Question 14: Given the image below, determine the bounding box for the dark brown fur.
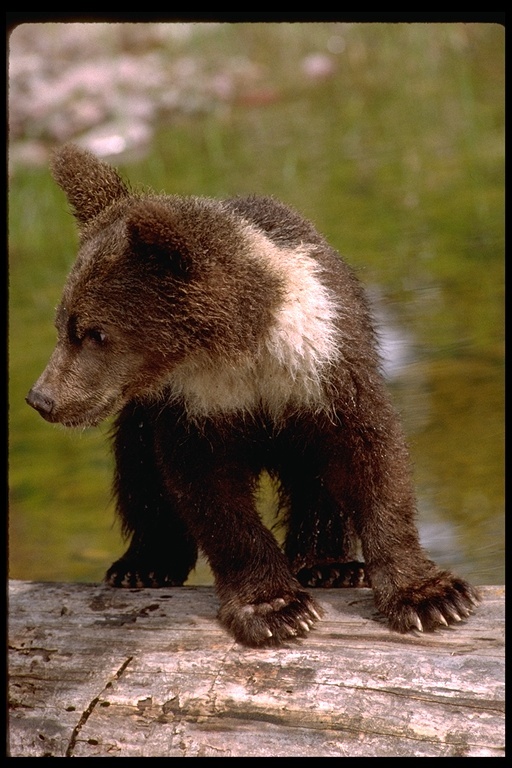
[26,145,479,646]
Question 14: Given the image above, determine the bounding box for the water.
[8,22,504,586]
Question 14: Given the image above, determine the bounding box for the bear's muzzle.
[26,387,55,420]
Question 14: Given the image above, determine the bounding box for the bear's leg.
[278,460,369,588]
[212,498,323,646]
[158,431,322,646]
[105,402,198,588]
[326,414,479,632]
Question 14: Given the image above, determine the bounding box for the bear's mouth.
[28,392,121,429]
[59,395,121,428]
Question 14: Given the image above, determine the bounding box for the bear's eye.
[84,328,107,346]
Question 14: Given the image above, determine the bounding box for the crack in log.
[214,708,503,751]
[318,681,505,712]
[65,656,133,757]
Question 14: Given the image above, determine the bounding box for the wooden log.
[8,581,504,758]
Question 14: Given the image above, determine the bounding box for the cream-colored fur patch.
[168,226,341,420]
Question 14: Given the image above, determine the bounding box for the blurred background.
[8,21,504,586]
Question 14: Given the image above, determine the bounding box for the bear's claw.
[381,573,480,634]
[105,558,187,588]
[218,590,323,647]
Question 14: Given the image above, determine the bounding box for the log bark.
[8,581,504,757]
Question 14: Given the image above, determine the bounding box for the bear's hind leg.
[297,560,369,589]
[105,402,198,588]
[276,454,369,589]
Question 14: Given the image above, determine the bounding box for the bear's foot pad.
[383,572,480,633]
[105,559,187,588]
[297,561,369,588]
[218,590,323,647]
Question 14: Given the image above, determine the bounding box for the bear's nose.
[26,387,54,416]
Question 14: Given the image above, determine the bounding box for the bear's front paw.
[380,572,480,633]
[218,590,323,647]
[105,558,186,588]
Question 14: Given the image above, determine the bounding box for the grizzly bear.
[26,144,478,646]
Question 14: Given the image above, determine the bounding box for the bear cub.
[27,144,478,646]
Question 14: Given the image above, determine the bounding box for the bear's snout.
[26,387,55,419]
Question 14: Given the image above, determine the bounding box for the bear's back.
[223,195,326,249]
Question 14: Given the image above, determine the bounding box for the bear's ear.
[50,144,130,227]
[126,200,193,277]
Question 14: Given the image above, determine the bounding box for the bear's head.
[26,145,283,427]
